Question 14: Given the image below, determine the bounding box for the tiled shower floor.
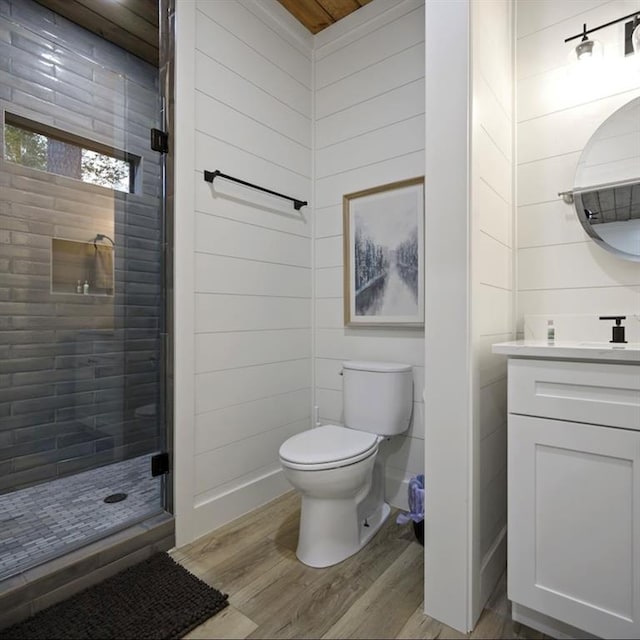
[0,454,162,581]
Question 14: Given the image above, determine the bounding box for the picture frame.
[343,177,424,327]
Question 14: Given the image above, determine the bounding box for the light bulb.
[573,24,602,62]
[576,38,595,59]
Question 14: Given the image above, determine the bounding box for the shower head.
[93,233,115,246]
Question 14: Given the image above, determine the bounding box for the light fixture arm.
[565,11,640,42]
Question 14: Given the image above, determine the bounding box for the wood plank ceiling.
[31,0,371,67]
[277,0,372,34]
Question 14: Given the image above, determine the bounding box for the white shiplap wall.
[174,0,428,545]
[313,0,426,509]
[516,0,640,324]
[471,0,514,617]
[189,0,313,539]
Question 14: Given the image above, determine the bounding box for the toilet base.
[296,497,391,568]
[360,501,390,549]
[292,450,392,569]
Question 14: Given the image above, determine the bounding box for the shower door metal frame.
[159,0,175,515]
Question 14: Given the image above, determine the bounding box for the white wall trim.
[239,0,314,57]
[313,0,410,54]
[173,0,197,548]
[424,0,472,633]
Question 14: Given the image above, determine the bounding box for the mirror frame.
[574,188,640,262]
[571,96,640,262]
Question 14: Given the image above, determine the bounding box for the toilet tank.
[342,361,413,436]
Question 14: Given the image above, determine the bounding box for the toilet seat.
[279,424,378,471]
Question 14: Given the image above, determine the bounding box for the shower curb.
[0,512,174,630]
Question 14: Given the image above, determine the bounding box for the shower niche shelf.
[51,238,114,296]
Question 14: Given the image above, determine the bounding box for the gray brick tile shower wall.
[0,0,162,493]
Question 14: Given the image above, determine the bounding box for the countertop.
[492,340,640,364]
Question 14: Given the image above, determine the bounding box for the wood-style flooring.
[170,491,550,639]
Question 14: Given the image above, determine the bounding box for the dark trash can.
[396,474,424,545]
[413,519,424,546]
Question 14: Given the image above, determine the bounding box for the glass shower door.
[0,0,166,581]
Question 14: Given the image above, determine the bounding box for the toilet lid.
[279,425,378,466]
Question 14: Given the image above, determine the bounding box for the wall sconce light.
[575,24,596,60]
[565,11,640,59]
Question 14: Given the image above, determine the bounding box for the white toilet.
[278,360,413,568]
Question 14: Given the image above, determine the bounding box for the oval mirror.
[573,96,640,261]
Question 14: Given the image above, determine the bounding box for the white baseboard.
[192,467,291,541]
[191,466,417,543]
[479,525,507,608]
[512,603,597,640]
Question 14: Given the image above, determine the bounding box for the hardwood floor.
[171,491,550,639]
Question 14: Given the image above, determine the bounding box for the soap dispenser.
[546,319,555,344]
[83,280,90,295]
[599,315,627,344]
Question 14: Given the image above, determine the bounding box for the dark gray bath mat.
[0,552,228,639]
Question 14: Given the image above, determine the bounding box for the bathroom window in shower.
[3,112,139,193]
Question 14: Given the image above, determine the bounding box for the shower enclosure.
[0,0,170,583]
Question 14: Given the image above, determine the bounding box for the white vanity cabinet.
[492,342,640,640]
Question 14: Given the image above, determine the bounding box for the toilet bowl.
[279,360,413,568]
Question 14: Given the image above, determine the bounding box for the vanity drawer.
[508,358,640,429]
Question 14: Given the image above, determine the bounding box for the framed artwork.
[343,177,424,327]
